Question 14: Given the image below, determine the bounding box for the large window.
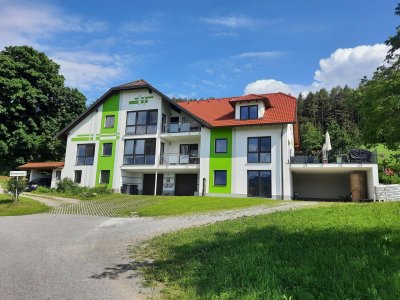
[247,137,271,163]
[104,115,115,128]
[76,144,95,165]
[215,138,227,153]
[74,170,82,184]
[100,170,110,184]
[126,110,158,135]
[214,170,227,186]
[240,105,258,120]
[248,170,271,197]
[123,139,156,165]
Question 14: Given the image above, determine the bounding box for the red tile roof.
[177,92,296,127]
[17,162,64,170]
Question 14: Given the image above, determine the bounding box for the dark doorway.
[143,174,164,195]
[175,174,198,196]
[248,170,271,197]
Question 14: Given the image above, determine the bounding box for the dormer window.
[240,105,258,120]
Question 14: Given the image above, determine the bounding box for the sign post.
[9,171,27,202]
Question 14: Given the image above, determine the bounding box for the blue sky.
[0,0,398,102]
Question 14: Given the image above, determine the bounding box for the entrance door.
[143,174,164,195]
[248,170,271,197]
[175,174,198,196]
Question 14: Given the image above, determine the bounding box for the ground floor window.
[55,170,61,180]
[74,170,82,184]
[248,170,271,197]
[214,170,227,186]
[100,170,110,184]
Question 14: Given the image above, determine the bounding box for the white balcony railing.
[159,153,200,165]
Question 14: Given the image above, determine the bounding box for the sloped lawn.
[138,202,400,299]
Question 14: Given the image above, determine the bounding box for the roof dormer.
[229,94,269,120]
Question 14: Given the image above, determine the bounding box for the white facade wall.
[199,128,211,195]
[230,125,291,199]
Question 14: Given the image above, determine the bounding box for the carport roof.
[17,162,64,171]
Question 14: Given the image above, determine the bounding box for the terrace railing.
[162,122,201,133]
[290,149,377,164]
[159,153,200,165]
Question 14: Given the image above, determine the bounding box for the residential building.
[49,79,378,200]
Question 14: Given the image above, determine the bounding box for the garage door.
[175,174,198,196]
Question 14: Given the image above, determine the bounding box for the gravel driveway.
[0,201,315,299]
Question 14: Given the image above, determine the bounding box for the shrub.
[4,177,27,200]
[91,185,113,195]
[36,186,51,193]
[56,178,78,193]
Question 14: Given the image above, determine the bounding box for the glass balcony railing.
[162,122,201,133]
[159,153,200,165]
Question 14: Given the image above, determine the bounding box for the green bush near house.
[0,194,50,216]
[52,178,113,198]
[137,202,400,299]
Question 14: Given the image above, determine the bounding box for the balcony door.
[247,170,271,198]
[180,144,199,164]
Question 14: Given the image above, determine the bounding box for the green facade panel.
[96,93,120,188]
[209,128,232,194]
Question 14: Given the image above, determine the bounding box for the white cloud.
[244,79,292,95]
[203,16,255,28]
[51,51,125,91]
[244,44,389,96]
[235,51,284,59]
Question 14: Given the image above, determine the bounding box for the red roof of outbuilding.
[17,162,64,170]
[177,92,296,127]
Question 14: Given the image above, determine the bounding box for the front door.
[248,170,271,197]
[143,174,164,195]
[175,174,198,196]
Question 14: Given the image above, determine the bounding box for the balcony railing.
[290,149,377,164]
[162,122,201,134]
[160,153,200,165]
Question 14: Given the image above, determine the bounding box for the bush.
[36,186,51,193]
[4,177,27,200]
[56,178,78,193]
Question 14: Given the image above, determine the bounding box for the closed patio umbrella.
[325,131,332,151]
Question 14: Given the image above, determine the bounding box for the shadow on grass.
[0,199,14,205]
[144,226,400,299]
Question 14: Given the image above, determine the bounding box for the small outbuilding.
[17,162,64,188]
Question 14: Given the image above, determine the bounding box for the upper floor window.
[76,144,95,165]
[123,139,156,165]
[104,115,115,128]
[240,105,258,120]
[102,143,112,156]
[215,138,227,153]
[247,137,271,163]
[126,110,158,135]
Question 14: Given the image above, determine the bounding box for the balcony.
[162,122,201,134]
[160,153,200,165]
[290,149,377,165]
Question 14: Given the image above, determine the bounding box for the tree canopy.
[0,46,86,172]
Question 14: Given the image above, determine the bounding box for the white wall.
[231,125,291,199]
[199,128,210,195]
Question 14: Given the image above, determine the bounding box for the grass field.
[137,202,400,299]
[0,194,50,216]
[32,192,281,217]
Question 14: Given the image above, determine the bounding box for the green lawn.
[137,202,400,299]
[32,191,281,217]
[0,194,50,216]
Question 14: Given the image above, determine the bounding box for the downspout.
[281,125,284,200]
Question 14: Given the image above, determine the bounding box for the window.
[100,170,110,184]
[102,143,112,156]
[240,105,258,120]
[248,170,271,197]
[214,170,227,186]
[74,170,82,184]
[76,144,95,165]
[123,139,156,165]
[55,170,61,180]
[126,110,158,135]
[247,137,271,163]
[104,115,115,128]
[180,144,199,164]
[215,138,227,153]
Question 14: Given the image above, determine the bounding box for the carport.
[290,164,379,201]
[17,161,64,188]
